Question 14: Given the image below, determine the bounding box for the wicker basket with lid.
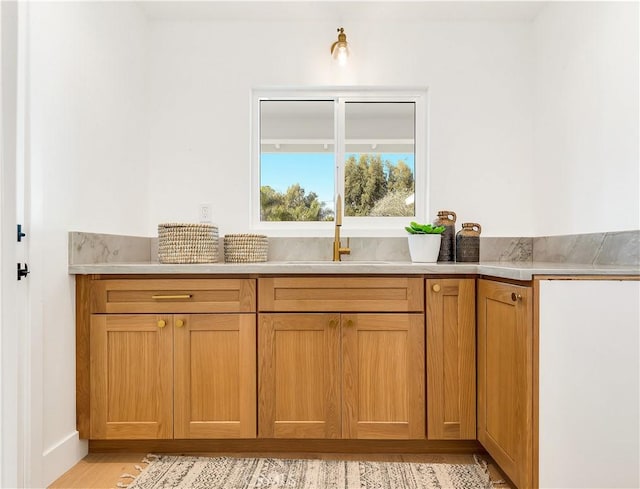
[224,234,268,263]
[158,223,219,264]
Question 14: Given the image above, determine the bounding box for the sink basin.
[283,260,392,265]
[283,260,330,264]
[341,261,393,265]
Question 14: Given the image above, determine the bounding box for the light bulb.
[336,46,348,66]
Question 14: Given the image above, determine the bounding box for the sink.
[283,260,330,264]
[283,260,392,265]
[341,261,393,265]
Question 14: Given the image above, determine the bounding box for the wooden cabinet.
[91,278,256,313]
[174,314,256,439]
[81,274,482,448]
[426,278,476,440]
[258,277,425,440]
[342,313,425,440]
[85,278,256,440]
[258,313,341,439]
[477,279,533,489]
[90,314,173,439]
[258,276,423,312]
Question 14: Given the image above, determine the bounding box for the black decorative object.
[456,223,481,262]
[434,210,456,262]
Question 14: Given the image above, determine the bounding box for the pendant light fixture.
[330,27,349,66]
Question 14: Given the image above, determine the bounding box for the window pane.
[260,100,335,221]
[344,102,415,217]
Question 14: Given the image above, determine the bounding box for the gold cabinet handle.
[432,284,441,293]
[345,319,353,327]
[511,292,522,302]
[157,319,166,328]
[176,319,185,328]
[328,319,338,327]
[152,294,192,300]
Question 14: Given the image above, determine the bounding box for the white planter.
[407,234,442,263]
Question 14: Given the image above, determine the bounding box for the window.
[251,88,427,235]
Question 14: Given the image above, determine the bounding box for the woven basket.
[224,234,268,263]
[158,223,219,264]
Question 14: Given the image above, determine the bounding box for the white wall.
[23,2,639,485]
[146,19,535,237]
[1,2,21,487]
[539,280,640,488]
[28,2,148,485]
[533,2,640,235]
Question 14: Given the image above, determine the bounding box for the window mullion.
[335,98,346,222]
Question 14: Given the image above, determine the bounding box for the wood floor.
[49,452,513,488]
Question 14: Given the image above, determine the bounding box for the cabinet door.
[426,278,476,440]
[174,314,256,439]
[477,279,533,489]
[342,314,425,439]
[90,315,173,439]
[258,313,341,438]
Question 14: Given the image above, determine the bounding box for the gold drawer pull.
[176,319,185,328]
[151,294,192,300]
[432,284,441,293]
[157,320,166,328]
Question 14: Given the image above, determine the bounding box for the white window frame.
[250,87,429,237]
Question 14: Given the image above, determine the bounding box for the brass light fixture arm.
[331,27,347,55]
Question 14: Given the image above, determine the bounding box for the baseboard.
[89,438,482,454]
[42,431,88,487]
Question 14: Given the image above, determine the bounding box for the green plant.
[405,221,446,234]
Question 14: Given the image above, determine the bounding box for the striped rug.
[121,454,494,489]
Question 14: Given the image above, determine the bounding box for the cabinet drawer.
[258,277,423,312]
[92,279,256,313]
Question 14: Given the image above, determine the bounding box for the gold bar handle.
[151,294,192,300]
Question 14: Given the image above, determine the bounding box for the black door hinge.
[17,263,29,280]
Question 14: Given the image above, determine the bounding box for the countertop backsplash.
[69,230,639,267]
[69,232,152,265]
[533,230,640,266]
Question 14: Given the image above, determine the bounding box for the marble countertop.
[68,261,639,281]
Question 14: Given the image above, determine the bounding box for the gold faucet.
[333,194,351,261]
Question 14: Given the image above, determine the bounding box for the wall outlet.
[199,203,213,223]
